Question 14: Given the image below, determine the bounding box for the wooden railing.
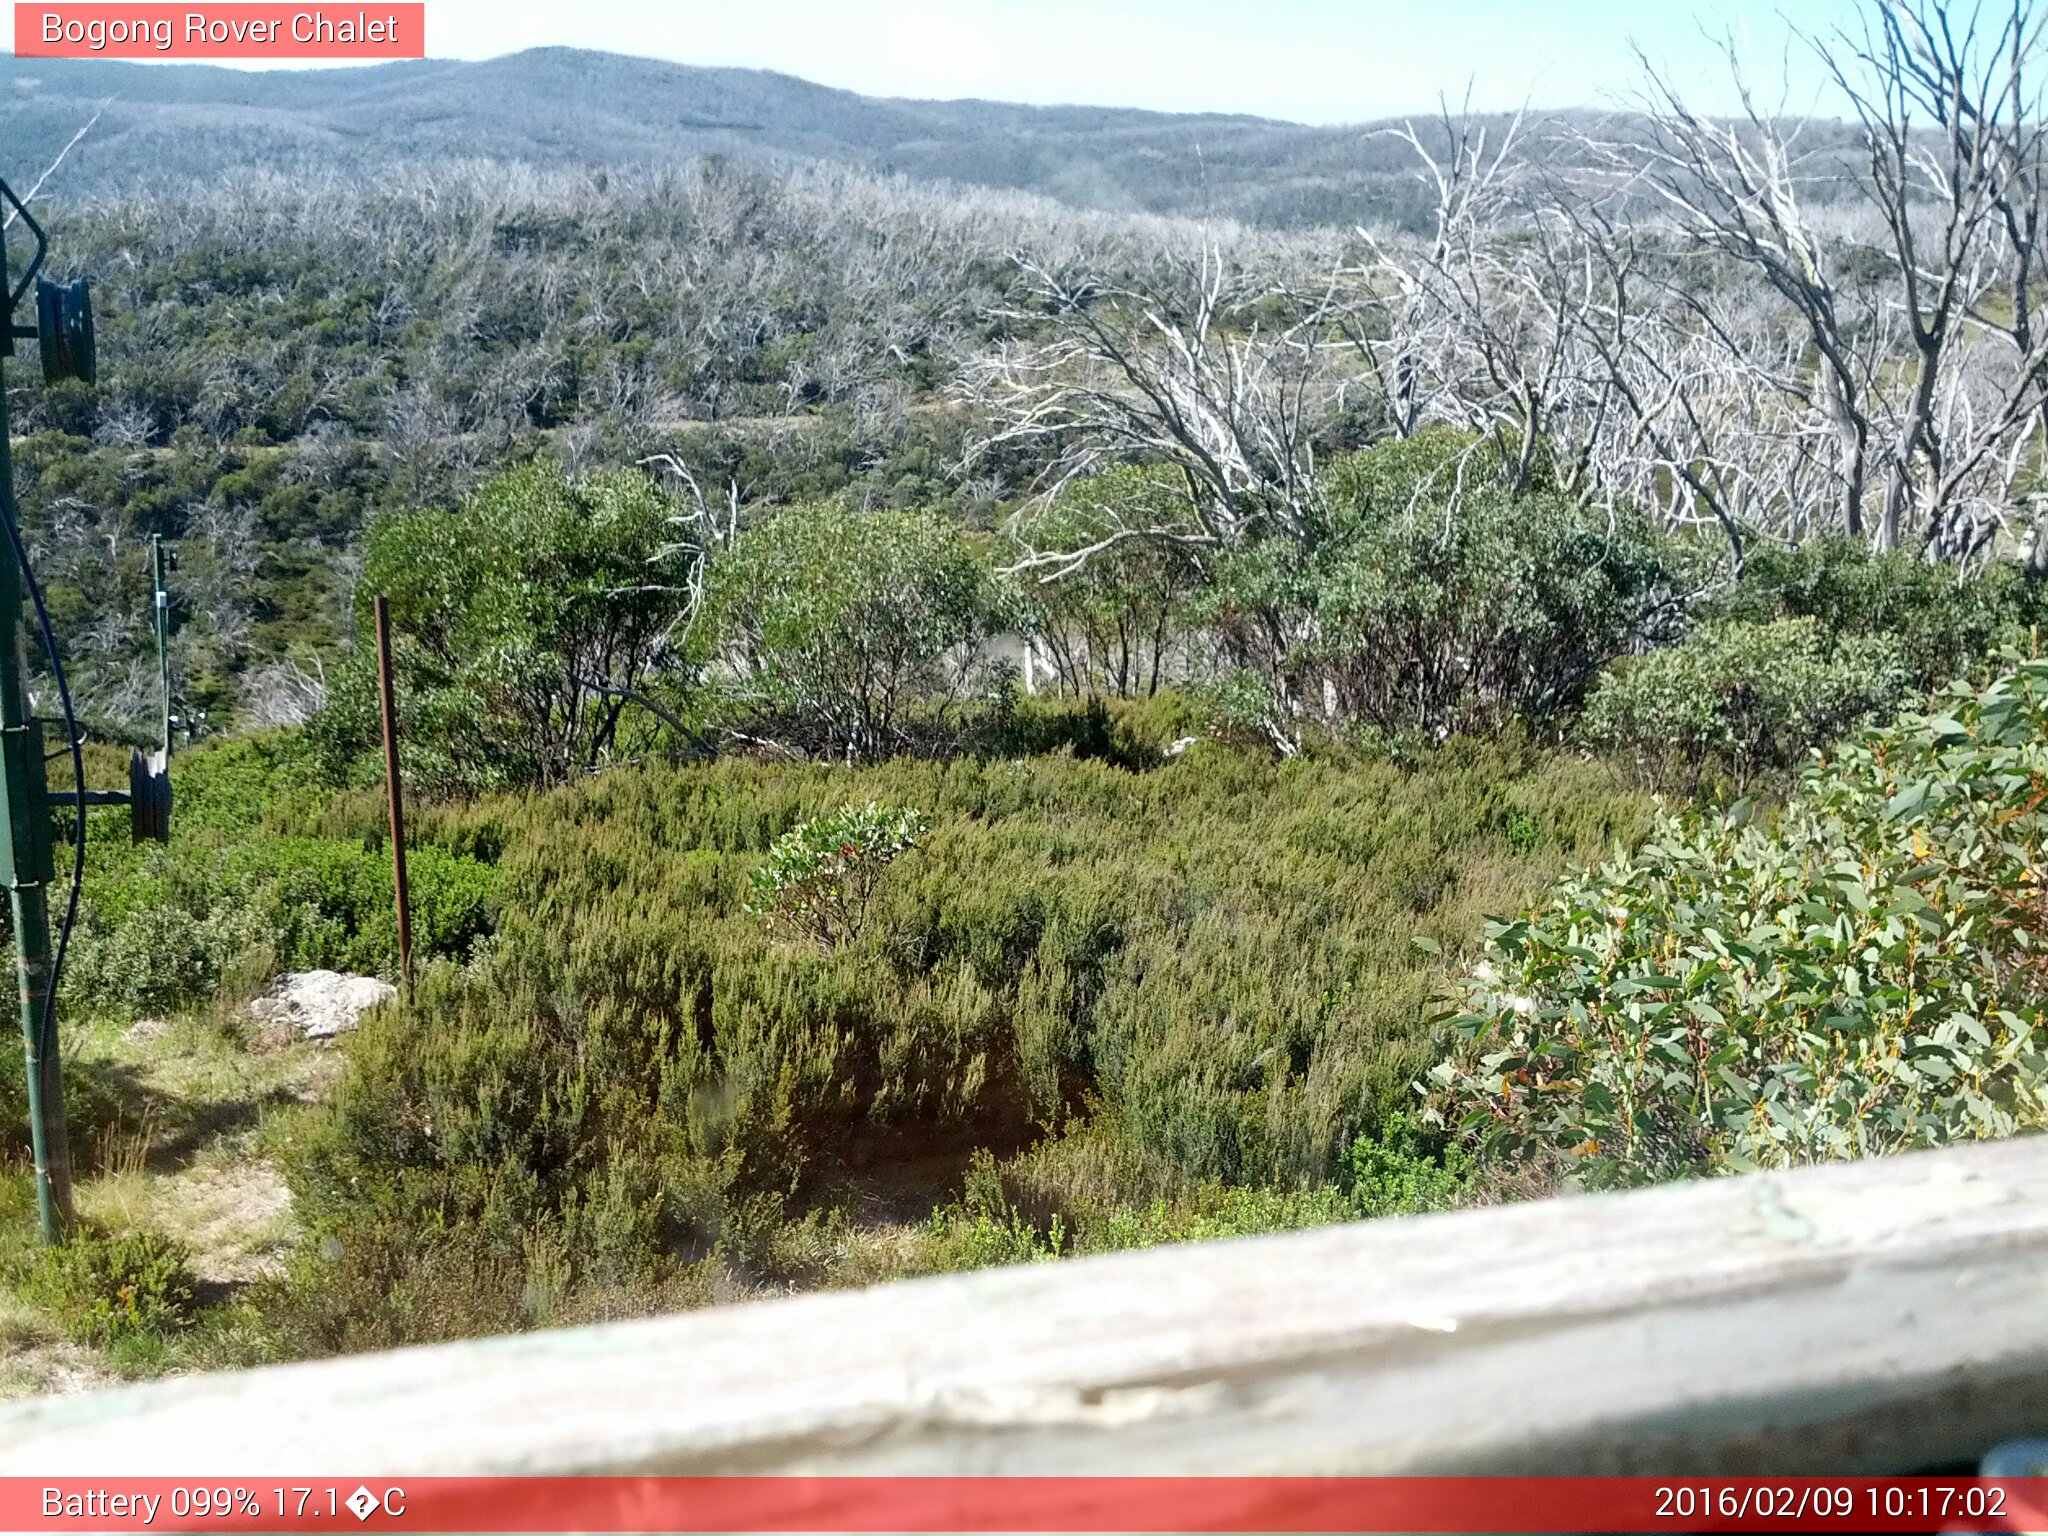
[4,1136,2046,1475]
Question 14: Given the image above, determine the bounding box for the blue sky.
[10,1,1871,121]
[403,0,1864,121]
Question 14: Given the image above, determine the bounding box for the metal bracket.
[49,751,170,843]
[0,178,49,317]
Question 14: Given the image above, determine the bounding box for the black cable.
[0,501,85,1064]
[0,180,82,1064]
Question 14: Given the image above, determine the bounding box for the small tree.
[1198,430,1679,745]
[747,803,929,948]
[710,506,994,761]
[1007,466,1203,698]
[316,462,701,791]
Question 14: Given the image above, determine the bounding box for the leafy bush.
[70,833,496,1014]
[1199,430,1677,744]
[1583,618,1912,787]
[241,839,497,976]
[746,802,928,948]
[314,462,697,793]
[911,1150,1071,1274]
[709,505,997,760]
[1346,1109,1469,1217]
[64,733,497,1014]
[15,1228,198,1345]
[1715,538,2048,689]
[69,900,259,1016]
[1432,657,2048,1188]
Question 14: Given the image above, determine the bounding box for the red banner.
[14,5,424,59]
[5,1477,2048,1533]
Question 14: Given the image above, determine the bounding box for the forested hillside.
[0,48,1881,229]
[0,48,1516,228]
[12,157,1226,730]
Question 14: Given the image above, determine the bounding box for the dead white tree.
[1356,108,1625,498]
[1594,43,1887,547]
[1836,0,2048,561]
[961,242,1356,579]
[1602,2,2048,561]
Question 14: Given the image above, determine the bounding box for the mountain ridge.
[0,46,1472,227]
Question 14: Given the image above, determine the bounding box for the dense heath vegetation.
[9,0,2048,1383]
[9,454,2048,1368]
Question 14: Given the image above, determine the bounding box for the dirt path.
[0,1298,117,1399]
[2,1004,349,1401]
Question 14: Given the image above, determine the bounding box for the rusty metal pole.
[373,595,413,993]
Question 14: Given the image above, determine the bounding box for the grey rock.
[247,970,396,1042]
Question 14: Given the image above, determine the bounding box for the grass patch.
[12,1227,198,1347]
[1,1000,328,1389]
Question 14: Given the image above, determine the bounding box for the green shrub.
[15,1228,198,1345]
[746,802,928,948]
[1198,430,1678,743]
[709,504,997,760]
[915,1139,1419,1267]
[63,733,498,1015]
[161,732,332,836]
[985,1109,1472,1258]
[1346,1110,1469,1217]
[314,462,698,793]
[69,833,495,1013]
[1583,618,1912,788]
[239,838,497,975]
[69,900,255,1015]
[1433,656,2048,1188]
[1715,538,2048,689]
[1037,1114,1471,1254]
[245,1216,722,1358]
[1503,811,1540,855]
[274,735,1648,1344]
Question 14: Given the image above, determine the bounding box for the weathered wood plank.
[5,1137,2046,1475]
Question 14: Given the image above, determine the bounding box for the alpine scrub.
[262,732,1644,1349]
[1434,656,2048,1186]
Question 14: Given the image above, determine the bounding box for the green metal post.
[0,348,70,1243]
[152,534,170,757]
